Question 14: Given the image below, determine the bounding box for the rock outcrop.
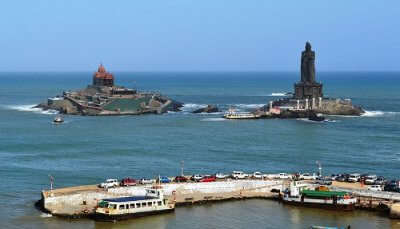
[192,105,220,114]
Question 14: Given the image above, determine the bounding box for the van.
[348,173,361,182]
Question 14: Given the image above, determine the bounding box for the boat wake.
[362,110,400,117]
[297,118,337,123]
[201,118,226,122]
[3,104,59,115]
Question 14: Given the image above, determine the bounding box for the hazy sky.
[0,0,399,72]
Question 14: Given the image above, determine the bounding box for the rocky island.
[35,64,183,115]
[255,42,364,119]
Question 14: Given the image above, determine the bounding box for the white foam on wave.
[233,104,265,109]
[201,118,226,122]
[268,92,288,96]
[362,110,400,117]
[40,213,53,218]
[3,104,59,115]
[181,103,208,112]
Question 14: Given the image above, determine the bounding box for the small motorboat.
[308,112,325,122]
[53,116,64,124]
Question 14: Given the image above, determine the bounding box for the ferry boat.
[93,188,175,222]
[223,109,261,119]
[282,182,357,211]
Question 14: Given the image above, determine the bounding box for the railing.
[330,187,400,200]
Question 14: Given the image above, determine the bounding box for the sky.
[0,0,399,72]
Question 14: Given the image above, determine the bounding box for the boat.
[308,112,325,122]
[93,188,175,222]
[53,116,64,124]
[223,109,260,119]
[282,181,357,210]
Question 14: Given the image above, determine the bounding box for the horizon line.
[0,70,400,74]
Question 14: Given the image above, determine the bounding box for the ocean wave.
[181,103,208,112]
[40,213,53,218]
[3,104,59,115]
[268,92,289,96]
[230,104,265,109]
[362,110,400,117]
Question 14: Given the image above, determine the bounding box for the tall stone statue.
[301,42,316,83]
[294,42,323,100]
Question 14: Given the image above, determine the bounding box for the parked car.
[120,177,137,186]
[330,174,341,180]
[336,174,349,182]
[263,174,279,179]
[215,173,229,179]
[200,175,216,182]
[360,174,369,183]
[279,173,291,179]
[375,176,386,185]
[315,177,332,185]
[139,178,155,185]
[348,173,361,183]
[384,180,400,192]
[252,172,263,179]
[364,175,377,185]
[367,185,382,191]
[157,176,171,183]
[174,176,188,183]
[299,173,317,180]
[232,171,247,179]
[99,179,119,188]
[191,174,204,182]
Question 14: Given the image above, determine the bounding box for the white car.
[299,173,318,180]
[99,179,119,188]
[252,172,263,179]
[367,185,382,192]
[215,173,229,179]
[348,173,361,183]
[263,174,279,179]
[192,174,204,181]
[232,171,247,179]
[365,175,377,185]
[279,173,291,179]
[139,178,155,184]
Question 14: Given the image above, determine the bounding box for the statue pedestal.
[294,82,323,99]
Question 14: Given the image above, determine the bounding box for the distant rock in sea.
[192,105,220,114]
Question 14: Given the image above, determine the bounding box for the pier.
[38,178,400,219]
[40,179,283,217]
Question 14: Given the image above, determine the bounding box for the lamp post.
[316,161,322,177]
[181,160,184,176]
[48,174,54,191]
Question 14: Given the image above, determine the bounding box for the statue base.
[294,82,323,99]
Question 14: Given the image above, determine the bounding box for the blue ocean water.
[0,72,399,228]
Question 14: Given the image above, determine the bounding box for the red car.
[120,177,137,186]
[200,176,216,182]
[174,176,188,183]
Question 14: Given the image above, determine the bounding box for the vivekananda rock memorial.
[35,64,183,115]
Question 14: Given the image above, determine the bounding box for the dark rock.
[192,105,220,114]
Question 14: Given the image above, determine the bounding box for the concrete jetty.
[38,179,400,219]
[40,179,283,217]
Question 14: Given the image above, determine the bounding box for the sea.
[0,72,399,229]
